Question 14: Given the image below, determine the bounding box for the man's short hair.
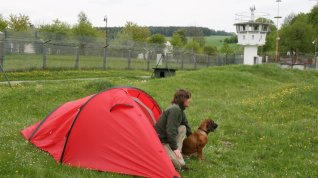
[171,89,191,106]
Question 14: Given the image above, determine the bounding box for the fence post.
[42,43,47,69]
[181,54,184,70]
[0,40,4,67]
[0,31,6,68]
[103,45,107,70]
[42,40,51,69]
[0,46,11,88]
[193,53,197,69]
[165,54,168,68]
[127,49,131,69]
[217,55,221,66]
[75,46,80,69]
[147,52,150,71]
[207,55,210,67]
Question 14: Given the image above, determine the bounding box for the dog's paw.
[198,156,205,160]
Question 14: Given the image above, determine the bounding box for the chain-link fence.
[258,51,318,70]
[0,41,244,71]
[0,31,245,72]
[4,31,316,71]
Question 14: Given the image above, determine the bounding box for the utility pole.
[103,15,108,70]
[274,0,282,62]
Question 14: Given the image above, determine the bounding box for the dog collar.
[198,128,209,135]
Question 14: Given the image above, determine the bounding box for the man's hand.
[173,149,183,159]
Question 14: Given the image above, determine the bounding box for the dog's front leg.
[197,146,205,160]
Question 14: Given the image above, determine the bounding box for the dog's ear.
[207,120,213,132]
[199,119,208,129]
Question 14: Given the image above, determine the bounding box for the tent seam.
[28,105,62,141]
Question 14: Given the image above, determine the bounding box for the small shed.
[152,68,176,78]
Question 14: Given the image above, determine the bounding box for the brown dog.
[182,119,218,160]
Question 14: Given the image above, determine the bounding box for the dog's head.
[199,119,218,134]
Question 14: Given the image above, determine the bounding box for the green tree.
[7,13,30,31]
[185,40,201,53]
[220,42,233,54]
[171,30,187,48]
[38,19,71,54]
[263,18,279,53]
[115,32,134,47]
[279,13,315,54]
[203,45,218,55]
[308,6,318,29]
[262,31,276,53]
[39,19,71,42]
[255,17,274,24]
[6,14,30,54]
[192,36,206,47]
[281,13,297,28]
[72,12,98,55]
[0,15,8,31]
[220,42,234,63]
[224,35,238,44]
[308,5,318,51]
[73,12,98,41]
[121,21,150,42]
[187,27,205,47]
[148,33,166,44]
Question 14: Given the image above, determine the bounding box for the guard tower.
[234,6,270,65]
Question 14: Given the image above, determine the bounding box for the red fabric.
[21,87,180,178]
[125,88,162,121]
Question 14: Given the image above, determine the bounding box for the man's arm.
[166,107,182,150]
[181,113,192,136]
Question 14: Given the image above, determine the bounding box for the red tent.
[21,87,180,178]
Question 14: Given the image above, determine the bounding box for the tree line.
[0,12,228,56]
[0,5,317,59]
[149,26,231,36]
[98,26,232,38]
[262,5,318,56]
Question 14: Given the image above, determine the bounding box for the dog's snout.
[214,123,218,129]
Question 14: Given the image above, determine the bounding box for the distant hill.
[148,26,233,36]
[97,26,233,38]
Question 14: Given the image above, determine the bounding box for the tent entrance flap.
[132,97,156,125]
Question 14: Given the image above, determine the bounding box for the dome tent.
[21,87,180,178]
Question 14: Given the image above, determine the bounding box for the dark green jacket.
[155,104,192,150]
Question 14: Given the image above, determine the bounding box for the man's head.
[171,89,191,107]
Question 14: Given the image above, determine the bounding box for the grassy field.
[1,64,318,177]
[204,35,229,47]
[168,35,230,48]
[2,53,217,72]
[205,35,241,51]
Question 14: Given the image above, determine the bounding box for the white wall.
[243,46,258,65]
[237,32,266,46]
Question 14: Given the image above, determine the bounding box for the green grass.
[167,35,230,48]
[1,64,318,177]
[204,35,230,47]
[0,69,152,81]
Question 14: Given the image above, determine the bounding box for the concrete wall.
[243,46,258,65]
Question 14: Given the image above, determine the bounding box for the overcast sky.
[1,0,317,32]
